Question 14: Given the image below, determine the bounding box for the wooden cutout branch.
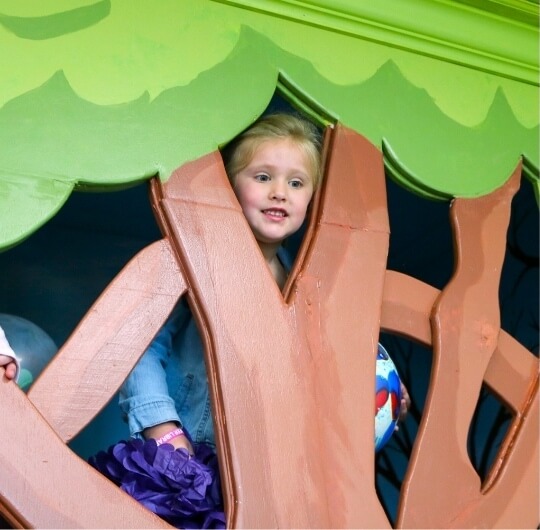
[1,134,537,529]
[156,124,391,528]
[29,239,187,442]
[398,163,539,528]
[0,373,170,529]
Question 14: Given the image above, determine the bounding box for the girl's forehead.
[252,137,294,150]
[251,138,306,161]
[249,139,313,173]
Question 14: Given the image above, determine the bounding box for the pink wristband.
[155,428,185,446]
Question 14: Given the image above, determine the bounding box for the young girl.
[90,113,323,528]
[118,113,321,455]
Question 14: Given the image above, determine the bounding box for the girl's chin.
[254,225,302,247]
[255,234,288,247]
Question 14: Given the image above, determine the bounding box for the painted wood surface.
[0,375,171,529]
[0,131,537,528]
[381,268,539,528]
[0,1,537,528]
[396,164,539,528]
[153,124,390,527]
[28,239,187,442]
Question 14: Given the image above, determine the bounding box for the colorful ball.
[375,343,402,452]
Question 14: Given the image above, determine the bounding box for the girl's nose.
[270,181,286,201]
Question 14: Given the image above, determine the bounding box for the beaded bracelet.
[155,427,185,446]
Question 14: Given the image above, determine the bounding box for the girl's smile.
[263,208,286,218]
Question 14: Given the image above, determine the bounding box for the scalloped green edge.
[0,17,537,249]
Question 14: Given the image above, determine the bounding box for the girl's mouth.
[262,208,287,218]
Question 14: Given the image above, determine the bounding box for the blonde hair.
[222,113,322,189]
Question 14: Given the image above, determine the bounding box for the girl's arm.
[144,422,193,453]
[399,381,411,421]
[119,303,192,453]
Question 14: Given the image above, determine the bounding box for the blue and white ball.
[375,343,402,452]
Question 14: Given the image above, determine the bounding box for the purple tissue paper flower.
[89,438,225,529]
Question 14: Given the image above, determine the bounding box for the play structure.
[0,1,538,528]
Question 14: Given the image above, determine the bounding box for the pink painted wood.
[153,124,391,527]
[29,239,187,442]
[0,127,537,529]
[0,376,170,529]
[395,164,539,529]
[381,269,539,528]
[1,242,185,528]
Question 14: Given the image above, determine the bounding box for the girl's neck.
[258,240,280,263]
[258,240,287,289]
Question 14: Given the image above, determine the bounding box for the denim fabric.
[119,246,294,447]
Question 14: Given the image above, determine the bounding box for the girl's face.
[232,138,315,251]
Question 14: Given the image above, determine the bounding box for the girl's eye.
[289,179,303,189]
[255,173,270,182]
